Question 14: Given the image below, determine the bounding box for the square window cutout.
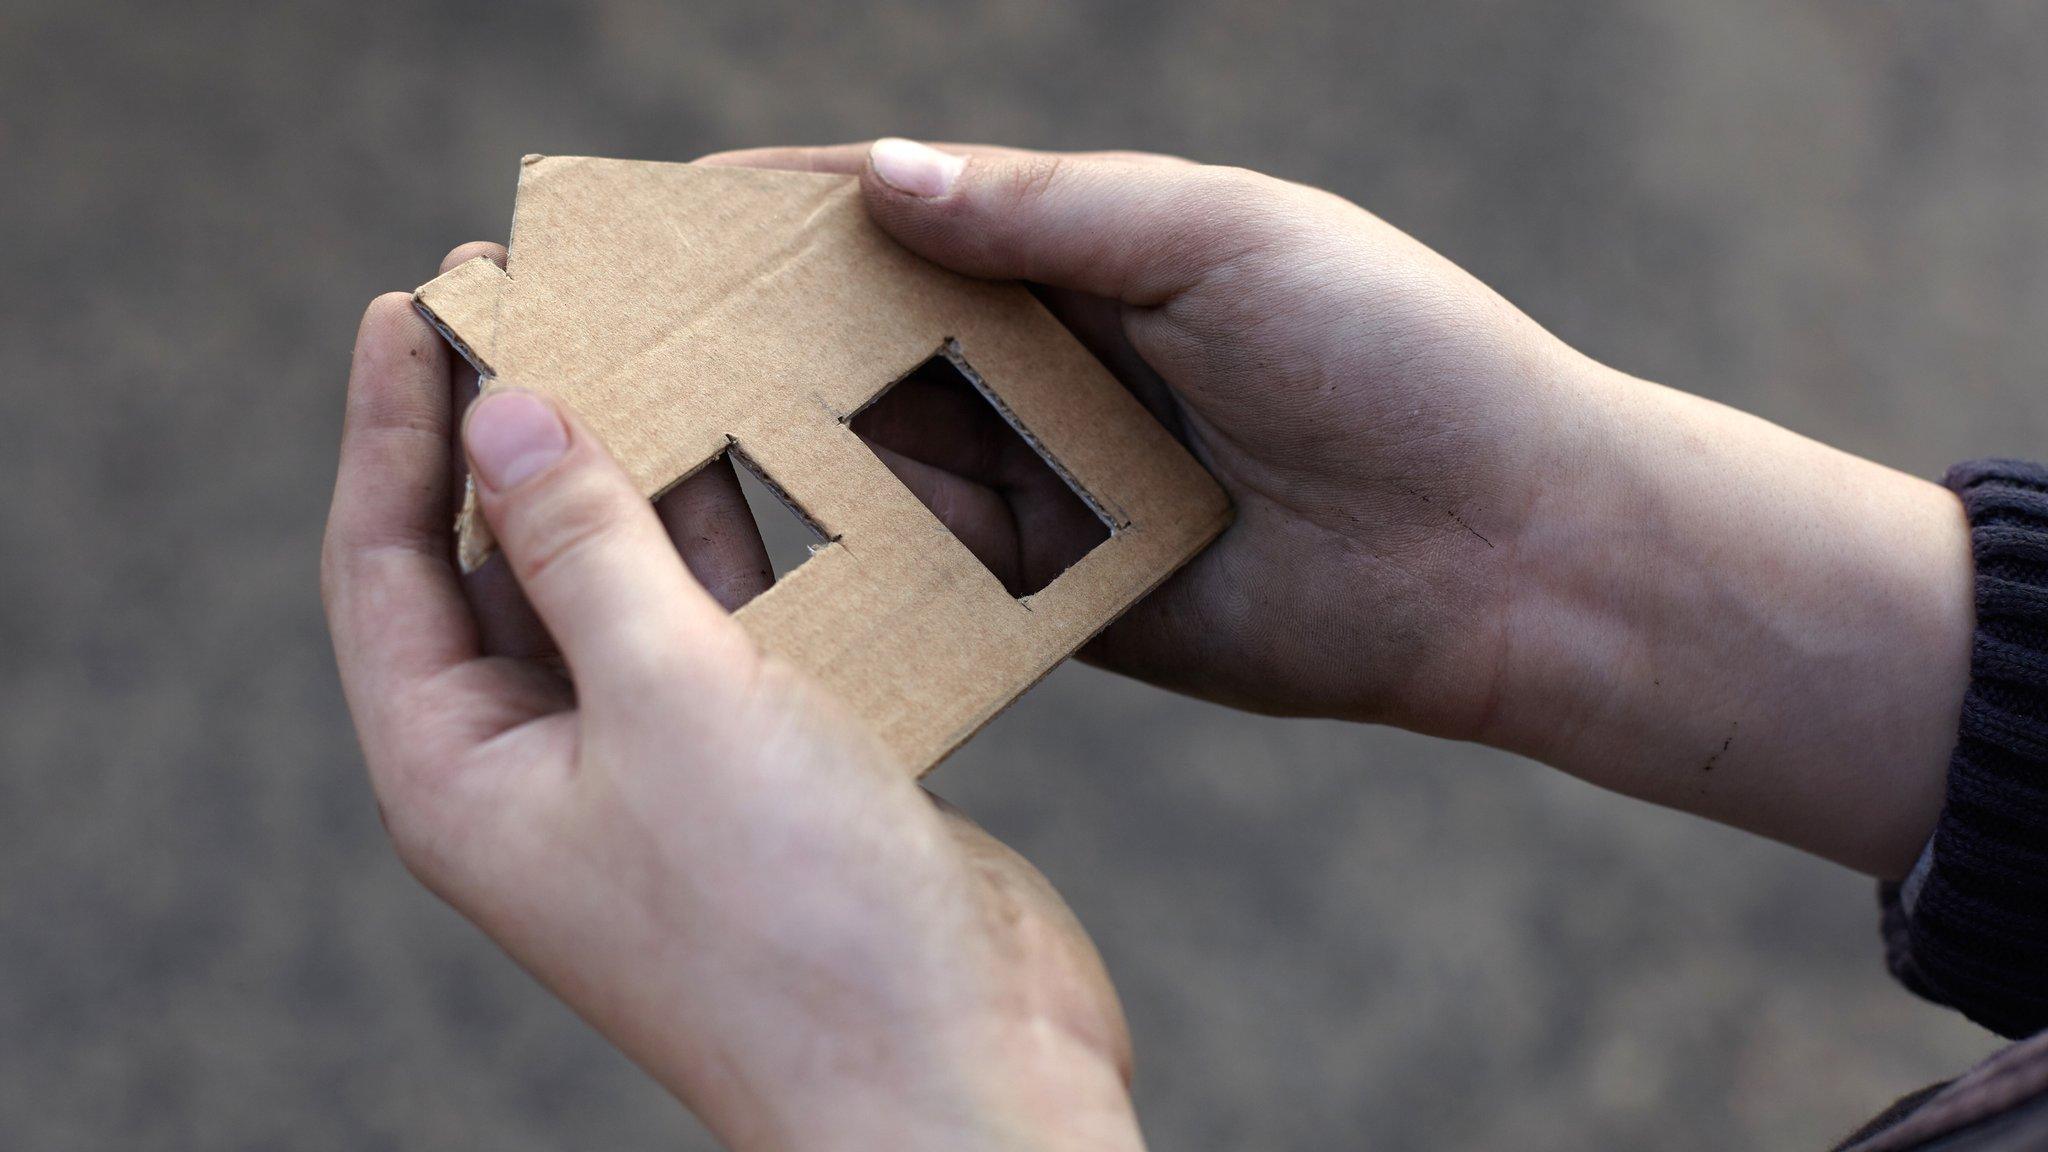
[850,345,1112,597]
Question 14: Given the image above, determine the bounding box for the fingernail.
[870,137,965,197]
[466,390,568,490]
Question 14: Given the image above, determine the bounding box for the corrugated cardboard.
[415,155,1232,773]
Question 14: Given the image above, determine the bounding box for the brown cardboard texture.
[414,155,1232,774]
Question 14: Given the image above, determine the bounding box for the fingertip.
[353,292,448,386]
[467,404,746,696]
[464,390,569,493]
[855,150,984,269]
[361,290,427,340]
[440,241,508,274]
[867,137,967,199]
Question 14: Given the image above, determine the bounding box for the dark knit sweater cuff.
[1881,459,2048,1039]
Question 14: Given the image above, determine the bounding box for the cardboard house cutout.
[415,155,1232,774]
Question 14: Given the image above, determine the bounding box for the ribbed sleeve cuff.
[1882,459,2048,1039]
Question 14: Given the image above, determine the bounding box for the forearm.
[1486,363,1974,877]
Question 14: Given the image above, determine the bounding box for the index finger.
[321,296,503,765]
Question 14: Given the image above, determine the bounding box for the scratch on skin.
[1401,486,1494,548]
[1702,721,1739,772]
[1448,511,1492,548]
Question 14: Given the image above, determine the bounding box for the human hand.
[699,140,1974,877]
[321,286,1143,1151]
[698,139,1586,734]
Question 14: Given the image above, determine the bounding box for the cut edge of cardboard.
[412,257,508,573]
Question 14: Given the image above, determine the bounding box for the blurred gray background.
[4,1,2044,1148]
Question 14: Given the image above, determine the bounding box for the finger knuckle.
[376,785,439,869]
[359,712,485,883]
[976,154,1070,271]
[1187,165,1296,228]
[1005,152,1068,206]
[1097,148,1197,168]
[380,798,466,891]
[348,378,447,441]
[1152,166,1315,294]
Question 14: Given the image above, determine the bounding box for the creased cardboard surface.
[415,155,1232,773]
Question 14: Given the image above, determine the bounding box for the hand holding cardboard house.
[415,155,1231,774]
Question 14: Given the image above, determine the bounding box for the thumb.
[860,137,1292,306]
[463,389,749,700]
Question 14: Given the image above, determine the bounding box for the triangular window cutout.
[728,447,830,583]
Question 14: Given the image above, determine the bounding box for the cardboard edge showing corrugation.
[412,284,500,378]
[938,337,1128,533]
[412,259,511,573]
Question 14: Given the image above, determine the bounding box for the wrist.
[955,1028,1145,1152]
[712,1018,1143,1152]
[1478,363,1972,875]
